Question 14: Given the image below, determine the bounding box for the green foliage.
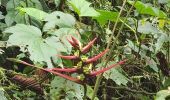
[43,11,76,31]
[50,76,99,100]
[68,0,100,17]
[18,7,48,21]
[4,24,68,68]
[128,0,167,18]
[5,0,42,26]
[1,0,170,99]
[155,88,170,100]
[50,76,84,99]
[93,10,119,26]
[0,88,7,100]
[103,61,129,85]
[137,20,169,52]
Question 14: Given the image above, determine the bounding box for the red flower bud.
[58,55,79,60]
[71,36,81,48]
[67,38,77,48]
[81,37,97,54]
[90,59,127,76]
[85,49,109,64]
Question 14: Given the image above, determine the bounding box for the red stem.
[90,59,127,76]
[45,69,82,84]
[85,49,109,64]
[49,67,78,73]
[7,58,82,84]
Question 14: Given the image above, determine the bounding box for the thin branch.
[91,0,128,99]
[92,0,138,99]
[106,86,156,95]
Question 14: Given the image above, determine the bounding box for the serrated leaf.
[68,0,99,17]
[4,24,68,68]
[18,7,49,21]
[128,1,167,18]
[43,11,76,31]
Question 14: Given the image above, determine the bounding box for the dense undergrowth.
[0,0,170,100]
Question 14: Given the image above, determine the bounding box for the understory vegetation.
[0,0,170,100]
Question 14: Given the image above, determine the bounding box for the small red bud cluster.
[48,36,127,84]
[8,36,127,84]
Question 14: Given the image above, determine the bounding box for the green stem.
[83,84,87,100]
[91,0,138,99]
[25,0,32,25]
[91,1,127,99]
[119,18,139,44]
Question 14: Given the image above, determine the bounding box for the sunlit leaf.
[68,0,99,17]
[93,10,119,26]
[128,1,167,18]
[18,7,49,21]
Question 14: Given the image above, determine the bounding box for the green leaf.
[155,33,168,52]
[137,20,159,34]
[158,0,169,4]
[43,11,76,31]
[86,85,99,100]
[54,0,61,7]
[0,12,5,19]
[0,88,7,100]
[50,76,84,100]
[128,1,167,18]
[68,0,100,17]
[145,57,158,72]
[18,7,49,21]
[5,0,43,26]
[103,61,129,85]
[4,24,68,68]
[93,10,119,26]
[155,89,170,100]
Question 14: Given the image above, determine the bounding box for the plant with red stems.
[7,36,126,85]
